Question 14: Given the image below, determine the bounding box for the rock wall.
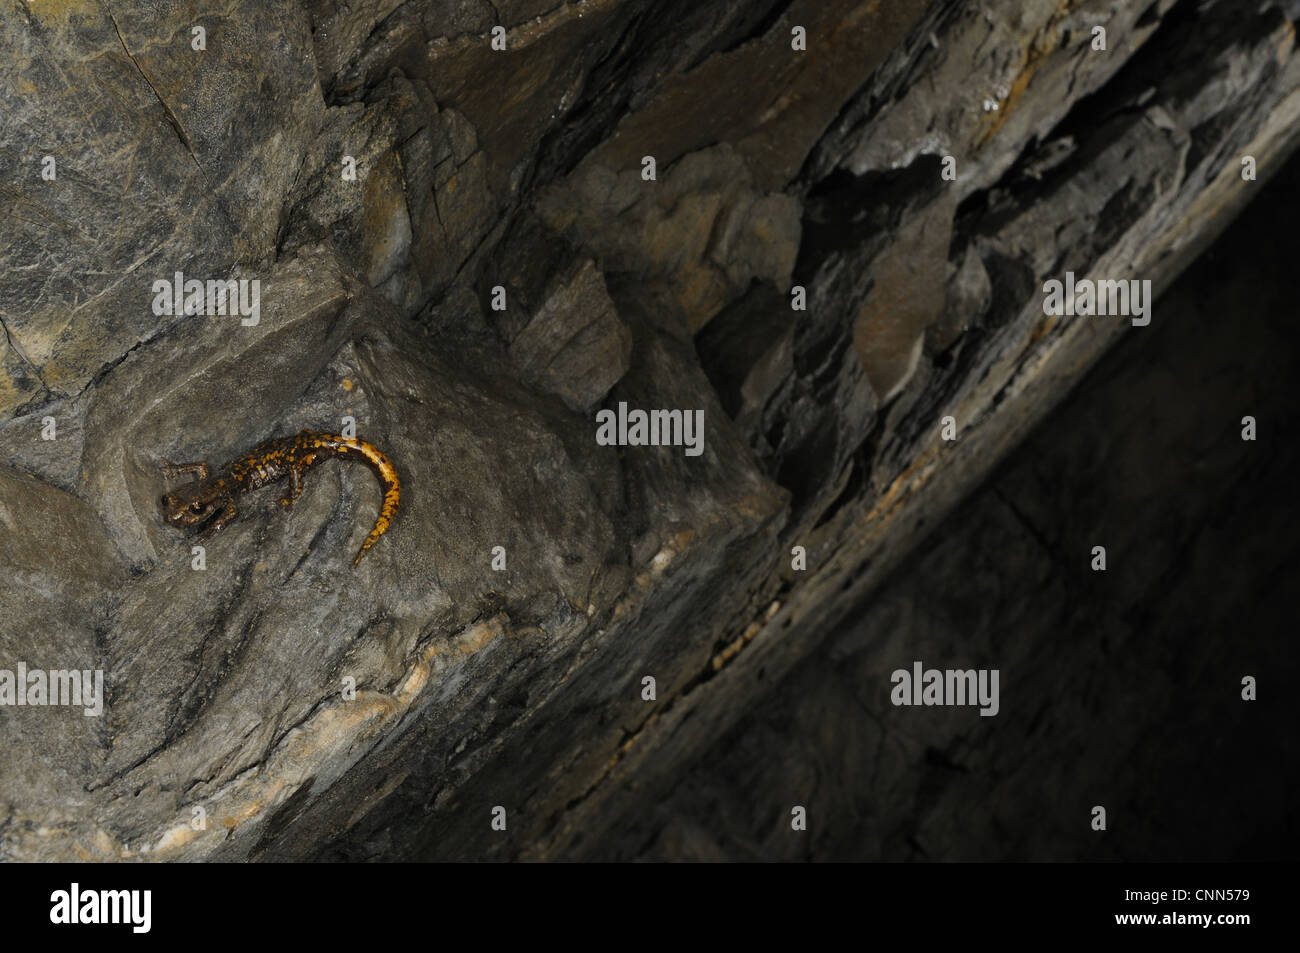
[1,0,1297,860]
[600,154,1300,861]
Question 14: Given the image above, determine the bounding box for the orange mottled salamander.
[160,430,400,566]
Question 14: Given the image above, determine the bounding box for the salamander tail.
[339,437,401,567]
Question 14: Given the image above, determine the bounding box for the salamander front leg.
[195,501,237,542]
[160,458,211,483]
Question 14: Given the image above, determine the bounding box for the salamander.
[159,430,401,566]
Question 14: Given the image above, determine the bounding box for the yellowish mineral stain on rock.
[22,0,91,27]
[37,617,509,861]
[852,193,954,405]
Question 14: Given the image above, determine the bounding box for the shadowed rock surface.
[0,0,1297,861]
[600,155,1300,862]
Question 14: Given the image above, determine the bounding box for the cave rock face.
[1,0,1297,861]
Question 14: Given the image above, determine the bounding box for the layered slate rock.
[602,163,1300,861]
[0,0,324,411]
[0,0,1297,861]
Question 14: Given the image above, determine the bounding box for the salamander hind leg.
[279,464,307,507]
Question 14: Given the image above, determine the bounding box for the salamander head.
[161,482,228,529]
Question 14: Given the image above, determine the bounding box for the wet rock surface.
[0,0,1297,860]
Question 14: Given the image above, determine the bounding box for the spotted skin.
[160,430,401,566]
